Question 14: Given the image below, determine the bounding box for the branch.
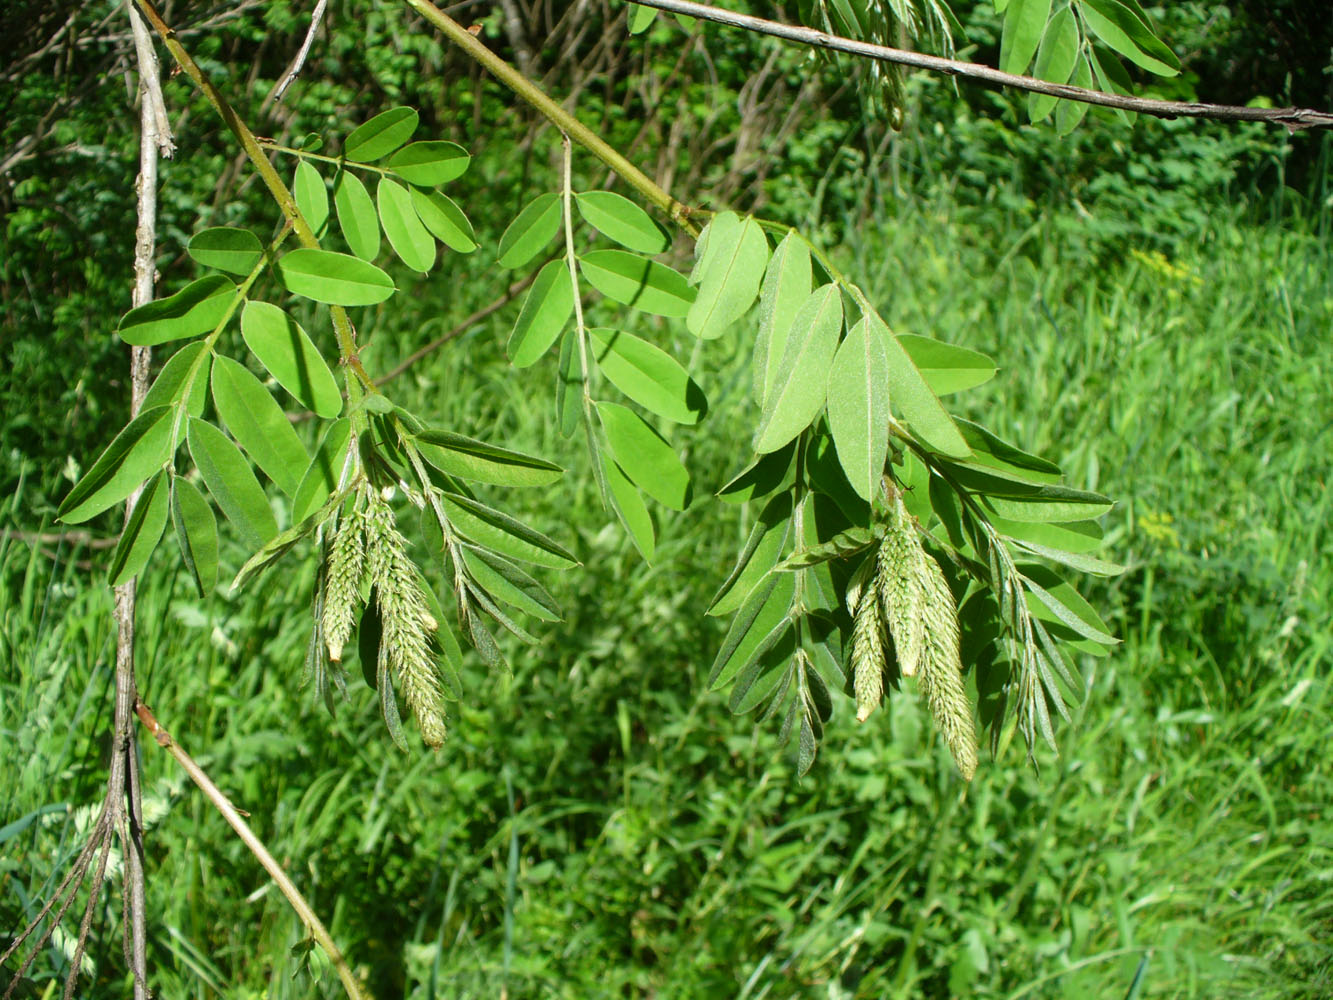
[627,0,1333,132]
[269,0,330,104]
[135,701,373,1000]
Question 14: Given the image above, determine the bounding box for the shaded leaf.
[1056,51,1095,135]
[187,418,278,550]
[707,492,792,617]
[58,406,174,523]
[983,485,1113,522]
[1028,6,1080,122]
[602,452,655,562]
[118,275,237,346]
[441,492,579,568]
[555,331,582,438]
[717,444,797,505]
[141,341,211,417]
[414,429,563,487]
[171,474,218,597]
[461,547,561,622]
[1081,0,1179,76]
[293,418,352,522]
[708,572,796,690]
[108,471,169,585]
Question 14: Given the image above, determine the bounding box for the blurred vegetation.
[3,0,1331,997]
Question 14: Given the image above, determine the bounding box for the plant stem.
[134,701,373,1000]
[132,0,376,391]
[403,0,702,236]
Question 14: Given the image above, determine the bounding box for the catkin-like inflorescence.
[915,551,978,780]
[364,494,447,749]
[852,573,887,723]
[877,494,925,677]
[321,510,366,662]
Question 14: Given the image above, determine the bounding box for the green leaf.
[497,193,562,269]
[806,425,870,524]
[707,571,796,690]
[410,188,477,254]
[575,191,668,254]
[729,634,797,716]
[343,107,418,162]
[275,248,395,305]
[776,523,881,571]
[386,141,470,186]
[292,418,352,522]
[601,452,655,561]
[579,250,695,317]
[716,444,797,505]
[107,471,169,585]
[441,493,579,568]
[1081,0,1179,76]
[239,301,343,418]
[1028,6,1080,122]
[983,485,1114,522]
[628,3,657,33]
[231,490,340,591]
[826,318,891,502]
[753,284,842,454]
[58,406,174,523]
[1021,566,1118,646]
[867,313,971,458]
[555,331,582,438]
[414,429,563,487]
[1012,538,1125,576]
[187,228,263,275]
[377,177,435,273]
[999,0,1051,74]
[210,356,310,497]
[141,341,211,417]
[1056,51,1095,135]
[754,232,813,410]
[333,171,381,261]
[596,401,691,510]
[508,258,575,368]
[897,335,998,395]
[118,275,237,346]
[187,418,278,550]
[955,418,1062,483]
[991,516,1103,554]
[461,547,561,622]
[686,213,769,340]
[588,328,706,424]
[171,475,218,597]
[1089,44,1137,125]
[293,160,329,234]
[707,493,792,617]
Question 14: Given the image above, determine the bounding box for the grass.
[3,159,1332,999]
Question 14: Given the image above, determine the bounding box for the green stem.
[133,0,376,393]
[403,0,702,237]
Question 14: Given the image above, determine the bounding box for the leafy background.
[3,0,1332,996]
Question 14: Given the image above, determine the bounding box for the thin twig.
[625,0,1333,132]
[270,0,330,104]
[134,701,373,1000]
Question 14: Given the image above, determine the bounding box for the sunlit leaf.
[579,250,694,317]
[497,192,562,269]
[293,160,329,234]
[1056,51,1095,135]
[596,400,691,510]
[343,107,418,162]
[707,493,792,617]
[1028,6,1080,122]
[274,248,395,305]
[753,284,842,454]
[983,485,1113,522]
[386,141,470,186]
[628,3,657,33]
[333,171,381,261]
[1081,0,1179,76]
[187,228,263,275]
[411,188,477,254]
[141,341,211,417]
[508,258,574,368]
[293,418,352,522]
[897,335,998,395]
[441,492,578,568]
[377,177,435,273]
[461,547,561,622]
[999,0,1051,74]
[687,212,769,340]
[708,572,796,690]
[754,232,812,409]
[576,191,668,254]
[414,429,563,487]
[239,301,343,418]
[1089,44,1138,125]
[588,327,706,424]
[867,313,971,458]
[826,317,891,502]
